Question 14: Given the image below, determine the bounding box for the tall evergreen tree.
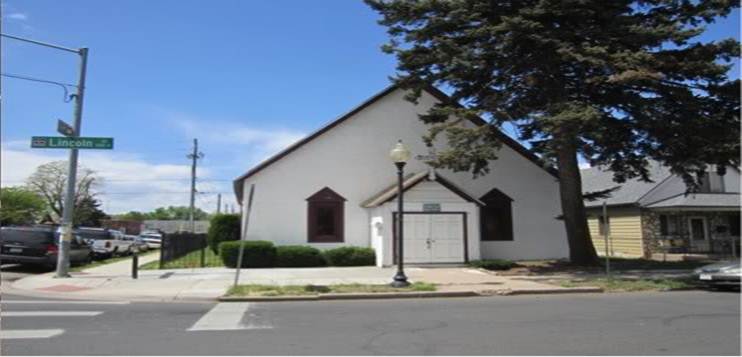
[366,0,739,264]
[74,196,109,227]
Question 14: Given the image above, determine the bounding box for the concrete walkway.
[6,255,597,302]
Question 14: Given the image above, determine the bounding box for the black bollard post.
[132,251,139,279]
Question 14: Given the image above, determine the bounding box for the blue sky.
[1,1,739,214]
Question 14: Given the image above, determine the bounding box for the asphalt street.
[0,290,739,355]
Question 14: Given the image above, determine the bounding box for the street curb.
[219,295,320,302]
[320,290,478,300]
[218,290,478,302]
[495,287,604,295]
[217,287,610,302]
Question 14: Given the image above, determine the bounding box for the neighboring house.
[101,219,144,235]
[233,84,569,267]
[581,161,741,258]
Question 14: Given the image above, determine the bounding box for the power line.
[96,191,231,195]
[1,178,234,183]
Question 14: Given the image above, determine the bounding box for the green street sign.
[31,136,114,150]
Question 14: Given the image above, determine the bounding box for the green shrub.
[469,259,516,271]
[323,246,375,266]
[219,240,276,268]
[276,245,326,267]
[207,214,241,253]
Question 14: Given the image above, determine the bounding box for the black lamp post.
[390,140,411,288]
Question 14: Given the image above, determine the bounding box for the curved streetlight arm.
[1,33,79,53]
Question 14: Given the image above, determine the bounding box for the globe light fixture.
[389,140,411,287]
[389,140,411,163]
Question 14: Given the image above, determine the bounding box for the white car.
[76,228,134,257]
[123,234,148,252]
[138,232,162,249]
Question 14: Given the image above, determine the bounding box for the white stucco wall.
[239,87,569,262]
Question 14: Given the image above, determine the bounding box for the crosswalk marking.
[2,311,103,317]
[188,302,271,331]
[1,300,129,305]
[0,329,65,340]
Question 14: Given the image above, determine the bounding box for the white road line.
[188,303,271,331]
[2,311,103,317]
[0,329,65,339]
[1,300,130,305]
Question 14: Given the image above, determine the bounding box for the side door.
[688,217,710,252]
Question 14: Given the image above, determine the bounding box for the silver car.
[693,260,740,288]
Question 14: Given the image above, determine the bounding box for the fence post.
[200,235,206,268]
[132,251,139,279]
[159,234,166,269]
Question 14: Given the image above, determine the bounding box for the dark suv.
[0,226,93,268]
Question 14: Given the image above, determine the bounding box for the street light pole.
[56,47,88,278]
[0,33,90,277]
[389,140,411,288]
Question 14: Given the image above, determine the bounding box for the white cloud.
[6,12,27,20]
[1,143,236,214]
[579,161,592,169]
[172,113,305,164]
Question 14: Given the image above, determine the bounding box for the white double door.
[398,213,465,264]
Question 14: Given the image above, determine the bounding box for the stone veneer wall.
[641,209,739,256]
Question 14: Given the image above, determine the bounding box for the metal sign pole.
[603,201,610,277]
[234,184,255,287]
[56,47,88,278]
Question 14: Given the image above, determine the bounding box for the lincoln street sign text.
[31,136,114,150]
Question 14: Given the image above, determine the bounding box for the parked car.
[693,260,740,289]
[138,232,162,249]
[0,226,93,268]
[75,228,133,258]
[122,234,148,252]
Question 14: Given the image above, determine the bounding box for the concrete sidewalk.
[5,256,601,302]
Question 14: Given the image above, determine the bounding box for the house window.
[480,188,513,241]
[659,215,678,236]
[306,187,345,243]
[729,213,741,237]
[598,215,610,236]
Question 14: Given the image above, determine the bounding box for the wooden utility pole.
[187,139,203,232]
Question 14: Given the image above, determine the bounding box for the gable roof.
[580,161,672,208]
[234,83,558,201]
[361,170,484,208]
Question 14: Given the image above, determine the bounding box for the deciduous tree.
[25,160,101,223]
[0,187,47,226]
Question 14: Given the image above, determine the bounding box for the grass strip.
[227,282,436,297]
[559,277,696,292]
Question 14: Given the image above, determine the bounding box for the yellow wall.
[587,207,644,257]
